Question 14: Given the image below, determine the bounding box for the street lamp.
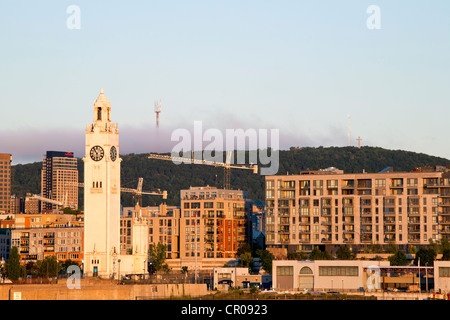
[118,259,121,284]
[144,259,146,277]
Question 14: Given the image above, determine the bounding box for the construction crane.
[148,151,258,190]
[121,177,167,206]
[74,177,167,206]
[31,191,72,209]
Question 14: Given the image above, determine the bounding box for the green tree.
[336,246,355,260]
[148,242,169,273]
[256,249,274,274]
[440,237,450,260]
[369,243,382,253]
[386,243,397,254]
[6,246,22,280]
[240,252,253,272]
[287,251,308,260]
[429,239,439,253]
[309,248,332,260]
[414,247,437,266]
[236,243,252,257]
[60,259,80,274]
[35,256,60,278]
[388,250,408,266]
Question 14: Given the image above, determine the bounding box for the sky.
[1,1,450,164]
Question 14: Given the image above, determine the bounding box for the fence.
[121,272,213,287]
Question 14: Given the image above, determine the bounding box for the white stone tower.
[83,88,121,278]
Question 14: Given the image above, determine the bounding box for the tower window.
[97,107,102,121]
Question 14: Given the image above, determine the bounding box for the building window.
[300,266,313,275]
[277,266,293,276]
[319,266,358,276]
[439,267,450,277]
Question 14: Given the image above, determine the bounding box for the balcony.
[361,236,373,243]
[341,180,355,189]
[408,236,420,243]
[357,180,372,189]
[360,199,372,207]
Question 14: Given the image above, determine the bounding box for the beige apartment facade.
[120,188,252,273]
[11,226,83,264]
[120,204,181,258]
[265,166,450,255]
[180,186,249,260]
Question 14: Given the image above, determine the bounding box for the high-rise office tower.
[0,153,12,214]
[41,151,78,212]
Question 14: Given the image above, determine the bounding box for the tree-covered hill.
[11,146,450,208]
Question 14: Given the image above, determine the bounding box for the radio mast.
[154,99,162,128]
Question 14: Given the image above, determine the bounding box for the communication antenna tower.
[154,99,162,128]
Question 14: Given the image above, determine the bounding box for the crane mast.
[148,151,258,190]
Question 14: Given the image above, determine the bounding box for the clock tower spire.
[83,88,121,278]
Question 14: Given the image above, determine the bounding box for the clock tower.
[83,88,121,278]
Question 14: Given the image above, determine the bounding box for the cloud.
[0,127,84,165]
[1,112,349,165]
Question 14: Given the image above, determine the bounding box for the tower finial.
[100,88,104,94]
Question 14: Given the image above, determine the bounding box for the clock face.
[110,146,117,162]
[90,145,104,161]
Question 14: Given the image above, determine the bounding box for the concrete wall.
[0,278,208,300]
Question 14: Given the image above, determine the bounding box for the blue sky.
[1,1,450,164]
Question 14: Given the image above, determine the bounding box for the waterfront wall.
[0,278,208,300]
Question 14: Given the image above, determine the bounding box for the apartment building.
[11,226,83,264]
[180,186,250,260]
[41,151,78,211]
[120,204,181,258]
[10,195,22,215]
[265,166,450,256]
[0,228,11,261]
[13,212,82,229]
[0,154,12,214]
[24,193,40,214]
[119,187,253,272]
